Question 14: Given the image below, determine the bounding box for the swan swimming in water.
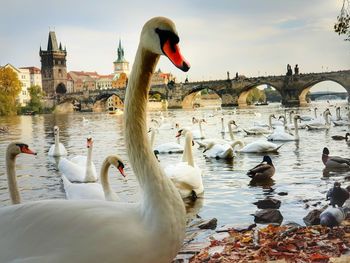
[58,137,98,182]
[48,126,67,156]
[0,17,190,263]
[62,155,126,201]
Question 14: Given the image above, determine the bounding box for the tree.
[334,0,350,41]
[0,67,21,115]
[25,85,44,113]
[264,87,282,102]
[247,88,265,104]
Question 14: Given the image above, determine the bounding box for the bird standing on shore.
[326,182,350,207]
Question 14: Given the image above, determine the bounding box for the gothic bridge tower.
[40,31,67,97]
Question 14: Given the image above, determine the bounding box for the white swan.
[164,129,204,199]
[149,127,184,154]
[191,118,206,139]
[203,141,234,159]
[48,126,67,156]
[267,115,301,141]
[5,142,37,204]
[233,139,283,153]
[62,155,126,201]
[197,120,237,148]
[58,137,97,182]
[244,114,275,135]
[0,17,189,263]
[306,109,331,130]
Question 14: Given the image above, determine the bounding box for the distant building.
[113,40,129,75]
[112,72,128,89]
[96,74,114,90]
[68,71,99,92]
[151,68,175,86]
[40,31,67,97]
[2,63,42,106]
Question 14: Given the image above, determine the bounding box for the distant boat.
[255,102,269,106]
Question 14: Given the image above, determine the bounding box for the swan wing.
[204,144,234,159]
[58,158,86,182]
[155,142,183,153]
[62,175,105,201]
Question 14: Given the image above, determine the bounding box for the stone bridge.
[58,69,350,111]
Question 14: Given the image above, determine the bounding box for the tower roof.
[115,39,127,63]
[47,31,59,51]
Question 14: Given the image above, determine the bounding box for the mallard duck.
[322,147,350,169]
[247,155,275,180]
[326,182,350,207]
[331,133,350,141]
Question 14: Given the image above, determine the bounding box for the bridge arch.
[182,86,222,109]
[237,83,282,107]
[298,79,349,106]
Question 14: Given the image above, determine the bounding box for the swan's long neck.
[269,115,273,128]
[85,146,95,181]
[231,140,244,150]
[100,158,117,201]
[221,118,224,133]
[54,132,60,155]
[293,118,299,139]
[314,108,318,119]
[124,45,185,230]
[325,112,331,125]
[6,149,20,204]
[228,122,234,141]
[199,120,204,137]
[182,132,195,167]
[150,129,156,148]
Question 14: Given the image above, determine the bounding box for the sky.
[1,0,349,91]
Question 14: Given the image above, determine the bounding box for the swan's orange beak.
[163,40,190,72]
[118,166,126,177]
[21,146,37,155]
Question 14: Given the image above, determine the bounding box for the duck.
[62,155,126,201]
[322,147,350,169]
[331,132,350,141]
[149,127,184,154]
[0,17,189,263]
[48,126,68,156]
[58,137,98,182]
[247,155,275,181]
[5,142,37,204]
[326,182,350,207]
[164,129,204,199]
[320,206,348,227]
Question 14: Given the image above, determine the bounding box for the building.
[96,74,114,90]
[112,72,128,88]
[113,40,129,76]
[68,71,99,92]
[150,68,175,86]
[2,63,42,106]
[40,31,67,97]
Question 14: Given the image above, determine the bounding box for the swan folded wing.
[58,158,86,182]
[155,142,183,153]
[62,175,105,201]
[164,163,202,190]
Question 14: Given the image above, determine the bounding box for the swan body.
[237,140,283,153]
[267,115,301,141]
[164,129,204,198]
[203,142,234,159]
[0,17,190,263]
[58,137,97,182]
[322,147,350,169]
[48,126,67,156]
[149,128,183,154]
[306,109,331,130]
[247,155,275,180]
[62,155,126,201]
[191,119,206,139]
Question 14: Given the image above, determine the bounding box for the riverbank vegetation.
[0,67,21,116]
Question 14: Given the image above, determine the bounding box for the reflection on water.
[0,101,350,227]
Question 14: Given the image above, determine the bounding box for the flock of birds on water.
[0,17,350,262]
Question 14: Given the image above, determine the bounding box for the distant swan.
[267,115,301,141]
[164,129,204,199]
[0,16,190,263]
[62,155,126,201]
[149,127,183,154]
[5,142,37,204]
[48,126,67,156]
[58,137,97,182]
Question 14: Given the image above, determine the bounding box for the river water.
[0,101,350,229]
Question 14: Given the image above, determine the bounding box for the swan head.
[53,126,59,136]
[86,137,93,148]
[141,17,190,71]
[8,142,37,157]
[107,156,126,177]
[228,120,238,127]
[192,117,199,124]
[294,115,301,120]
